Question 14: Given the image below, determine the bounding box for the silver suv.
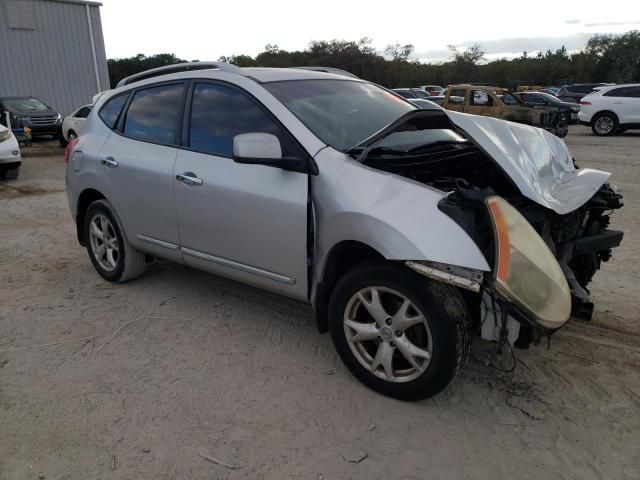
[66,63,623,400]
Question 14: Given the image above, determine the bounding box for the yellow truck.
[442,84,568,137]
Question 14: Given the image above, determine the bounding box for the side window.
[75,106,92,118]
[527,94,547,105]
[501,94,518,105]
[123,83,185,145]
[188,82,298,157]
[604,87,639,98]
[449,89,466,104]
[628,87,640,98]
[99,94,127,129]
[471,90,492,106]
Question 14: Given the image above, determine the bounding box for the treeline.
[107,31,640,89]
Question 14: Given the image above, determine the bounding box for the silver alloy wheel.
[344,286,433,383]
[89,214,119,271]
[594,116,614,135]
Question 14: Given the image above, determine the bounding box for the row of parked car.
[393,83,640,136]
[0,95,94,179]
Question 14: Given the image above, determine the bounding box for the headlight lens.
[486,196,571,329]
[0,129,11,142]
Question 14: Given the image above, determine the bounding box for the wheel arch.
[76,188,105,246]
[592,110,619,123]
[313,240,385,333]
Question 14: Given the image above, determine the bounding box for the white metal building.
[0,0,109,114]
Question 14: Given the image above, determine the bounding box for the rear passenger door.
[97,82,186,262]
[173,81,309,300]
[605,87,640,124]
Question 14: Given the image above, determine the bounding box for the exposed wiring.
[487,299,518,374]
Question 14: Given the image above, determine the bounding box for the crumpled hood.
[447,111,610,215]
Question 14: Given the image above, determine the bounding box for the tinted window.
[525,94,547,105]
[604,87,640,98]
[75,106,92,118]
[189,83,289,157]
[123,83,184,144]
[99,94,128,129]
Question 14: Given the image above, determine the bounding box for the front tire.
[591,113,618,136]
[329,262,471,400]
[1,165,20,180]
[84,199,146,282]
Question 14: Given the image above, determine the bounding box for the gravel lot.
[1,127,639,480]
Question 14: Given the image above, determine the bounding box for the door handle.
[176,172,203,186]
[100,156,118,168]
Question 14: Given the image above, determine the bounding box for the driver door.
[173,81,309,300]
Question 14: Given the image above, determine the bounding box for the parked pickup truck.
[442,84,569,138]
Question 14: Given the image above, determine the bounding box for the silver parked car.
[66,63,623,400]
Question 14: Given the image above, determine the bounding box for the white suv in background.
[578,84,640,135]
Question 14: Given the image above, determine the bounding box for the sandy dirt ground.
[1,128,639,480]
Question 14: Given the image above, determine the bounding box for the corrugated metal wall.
[0,0,110,115]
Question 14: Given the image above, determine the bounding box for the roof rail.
[116,62,244,88]
[292,66,360,79]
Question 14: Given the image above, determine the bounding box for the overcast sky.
[100,0,640,63]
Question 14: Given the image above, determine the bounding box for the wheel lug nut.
[385,318,392,326]
[395,330,402,337]
[375,323,380,329]
[390,341,395,347]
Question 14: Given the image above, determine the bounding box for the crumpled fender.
[447,111,610,215]
[312,148,491,273]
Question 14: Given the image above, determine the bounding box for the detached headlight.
[486,196,571,330]
[0,129,11,142]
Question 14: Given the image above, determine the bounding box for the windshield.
[264,80,415,151]
[3,97,49,112]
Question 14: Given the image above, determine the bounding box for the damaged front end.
[349,109,623,346]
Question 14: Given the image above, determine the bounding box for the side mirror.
[232,132,317,174]
[233,132,282,161]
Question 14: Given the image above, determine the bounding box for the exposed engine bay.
[349,109,623,345]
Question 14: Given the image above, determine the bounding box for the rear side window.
[123,83,185,145]
[604,87,640,98]
[75,106,92,118]
[449,89,466,104]
[99,94,127,129]
[188,82,295,157]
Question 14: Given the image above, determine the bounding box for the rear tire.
[591,113,618,136]
[328,262,471,400]
[84,199,146,282]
